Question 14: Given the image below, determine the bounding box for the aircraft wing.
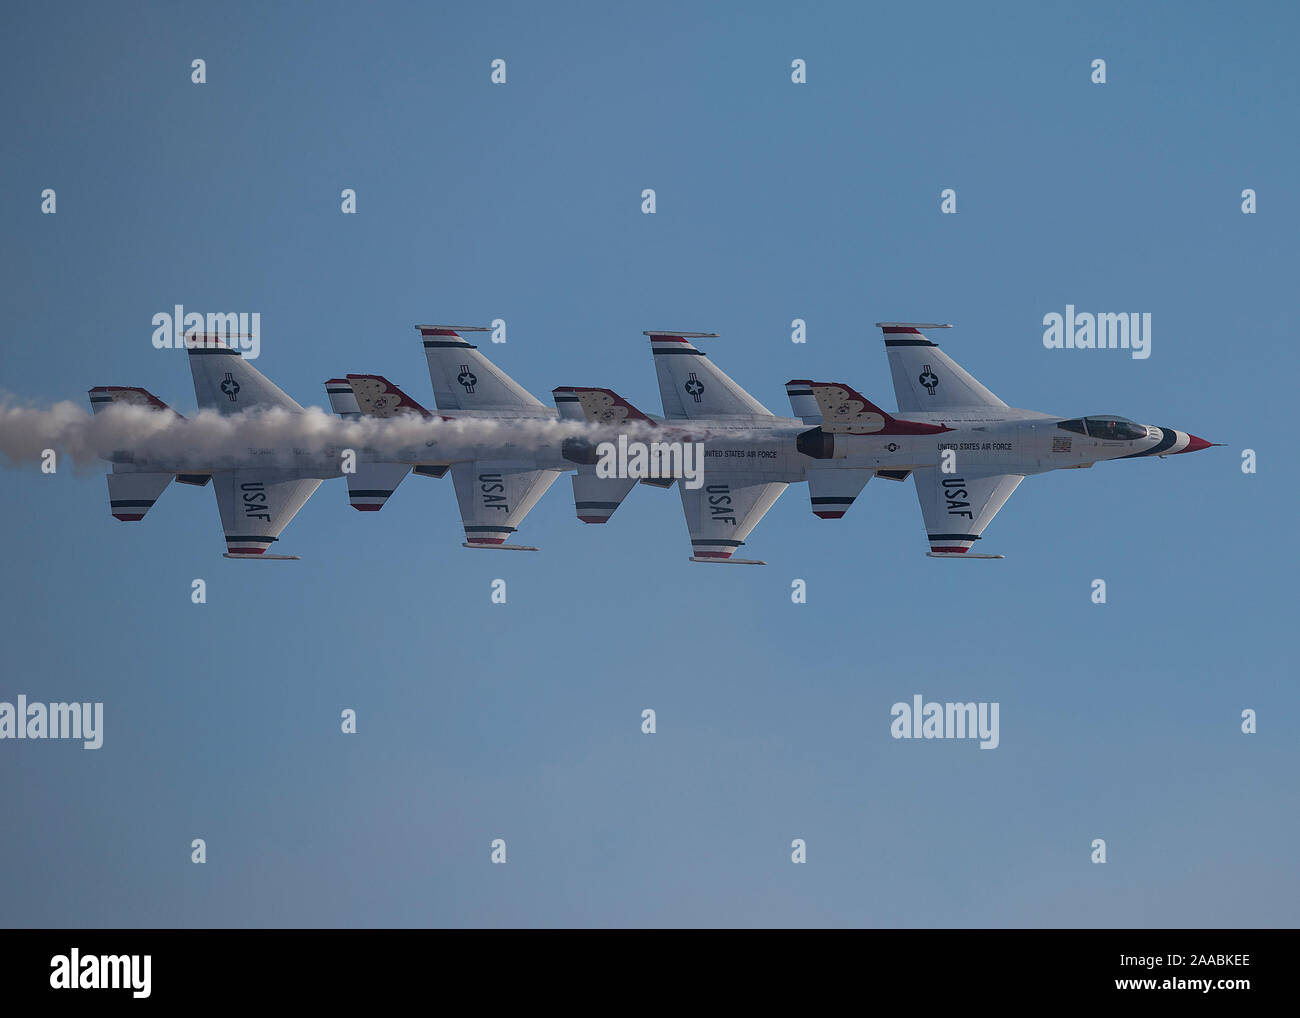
[450,461,561,549]
[214,469,322,557]
[418,326,547,412]
[878,323,1007,413]
[646,332,774,421]
[911,467,1022,557]
[188,339,303,414]
[680,475,787,564]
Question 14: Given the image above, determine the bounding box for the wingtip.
[415,324,491,333]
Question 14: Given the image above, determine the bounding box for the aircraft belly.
[698,451,798,481]
[122,453,347,478]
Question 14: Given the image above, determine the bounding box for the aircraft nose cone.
[1182,433,1212,453]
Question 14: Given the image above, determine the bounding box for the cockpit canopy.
[1057,415,1148,441]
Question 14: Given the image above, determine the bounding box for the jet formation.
[88,322,1215,561]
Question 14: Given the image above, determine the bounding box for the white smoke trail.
[0,397,670,473]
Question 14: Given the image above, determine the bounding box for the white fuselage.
[107,407,1191,483]
[650,408,1197,481]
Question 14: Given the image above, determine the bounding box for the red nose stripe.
[1180,434,1212,453]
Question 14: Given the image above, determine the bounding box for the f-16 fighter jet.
[852,322,1214,557]
[327,326,566,551]
[550,330,950,564]
[98,330,578,558]
[555,325,1213,563]
[90,337,340,559]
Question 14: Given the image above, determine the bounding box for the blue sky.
[0,0,1295,927]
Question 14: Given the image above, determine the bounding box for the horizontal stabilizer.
[106,471,172,521]
[806,465,872,519]
[785,381,821,424]
[88,386,177,416]
[413,464,450,479]
[325,378,361,419]
[346,462,412,511]
[689,556,766,565]
[571,472,638,524]
[461,542,539,552]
